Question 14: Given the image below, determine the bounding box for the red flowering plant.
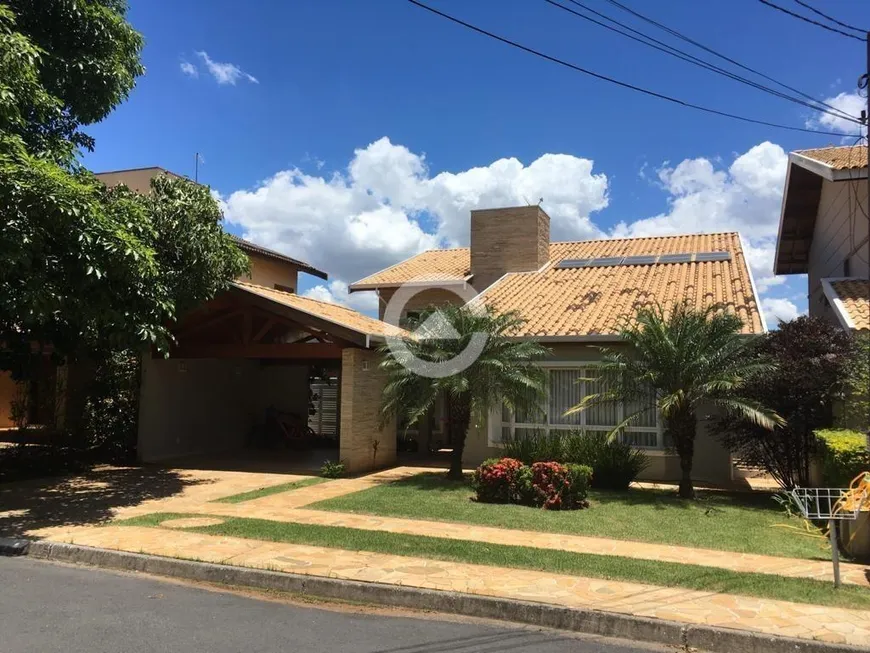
[528,462,592,510]
[472,457,525,503]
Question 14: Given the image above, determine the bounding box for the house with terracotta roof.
[350,205,765,484]
[775,145,870,332]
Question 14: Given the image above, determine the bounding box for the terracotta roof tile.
[232,282,403,338]
[350,249,471,289]
[795,145,868,171]
[827,279,870,331]
[478,233,763,336]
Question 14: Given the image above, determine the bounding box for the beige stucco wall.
[808,178,870,324]
[241,253,300,292]
[137,357,309,461]
[0,371,17,428]
[462,342,734,485]
[95,168,180,195]
[339,348,396,472]
[376,286,468,320]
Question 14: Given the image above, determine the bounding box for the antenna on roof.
[538,197,544,206]
[194,152,205,183]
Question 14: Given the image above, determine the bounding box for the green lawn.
[308,473,828,560]
[117,512,870,610]
[212,477,327,504]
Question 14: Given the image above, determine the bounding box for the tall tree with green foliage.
[571,304,781,498]
[380,305,549,479]
[0,1,246,374]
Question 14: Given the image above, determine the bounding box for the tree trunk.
[447,396,471,479]
[670,410,697,499]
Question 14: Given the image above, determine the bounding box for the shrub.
[320,460,346,479]
[472,457,525,503]
[563,431,648,490]
[502,431,562,464]
[716,316,857,489]
[526,462,592,510]
[816,429,870,486]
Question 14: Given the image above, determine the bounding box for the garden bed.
[309,472,829,560]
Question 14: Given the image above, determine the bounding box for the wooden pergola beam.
[170,342,345,360]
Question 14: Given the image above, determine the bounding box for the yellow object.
[834,472,870,515]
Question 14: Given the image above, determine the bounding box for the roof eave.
[349,276,473,293]
[821,278,859,331]
[228,282,388,346]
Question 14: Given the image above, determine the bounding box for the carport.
[137,282,398,473]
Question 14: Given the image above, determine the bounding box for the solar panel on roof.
[623,255,658,266]
[555,250,731,269]
[588,256,624,267]
[694,251,731,262]
[657,253,692,263]
[555,258,593,269]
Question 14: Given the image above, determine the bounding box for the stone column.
[339,348,397,473]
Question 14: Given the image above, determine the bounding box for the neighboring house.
[775,145,870,332]
[350,205,765,484]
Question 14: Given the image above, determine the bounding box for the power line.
[601,0,861,121]
[792,0,867,35]
[404,0,853,137]
[544,0,862,125]
[757,0,866,41]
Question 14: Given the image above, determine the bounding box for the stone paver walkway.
[47,523,870,647]
[33,465,864,588]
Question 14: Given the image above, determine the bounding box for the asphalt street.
[0,556,671,653]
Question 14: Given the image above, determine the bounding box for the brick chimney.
[470,205,551,292]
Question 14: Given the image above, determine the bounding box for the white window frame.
[488,365,663,450]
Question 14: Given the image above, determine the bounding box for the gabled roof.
[230,235,327,280]
[775,145,868,275]
[350,248,471,291]
[232,282,402,341]
[821,278,870,332]
[349,233,764,338]
[475,232,763,337]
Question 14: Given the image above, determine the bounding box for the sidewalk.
[45,523,870,647]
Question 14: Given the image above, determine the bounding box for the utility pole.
[194,152,200,183]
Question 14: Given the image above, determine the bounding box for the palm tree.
[380,304,549,479]
[569,303,781,498]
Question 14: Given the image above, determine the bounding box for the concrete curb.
[26,541,864,653]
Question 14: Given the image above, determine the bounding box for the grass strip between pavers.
[306,473,828,561]
[211,477,328,504]
[115,512,870,611]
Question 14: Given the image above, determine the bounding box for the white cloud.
[220,137,609,286]
[760,297,803,327]
[195,51,258,85]
[807,90,866,136]
[180,61,198,77]
[611,141,789,292]
[303,281,379,314]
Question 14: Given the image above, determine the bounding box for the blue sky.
[83,0,869,322]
